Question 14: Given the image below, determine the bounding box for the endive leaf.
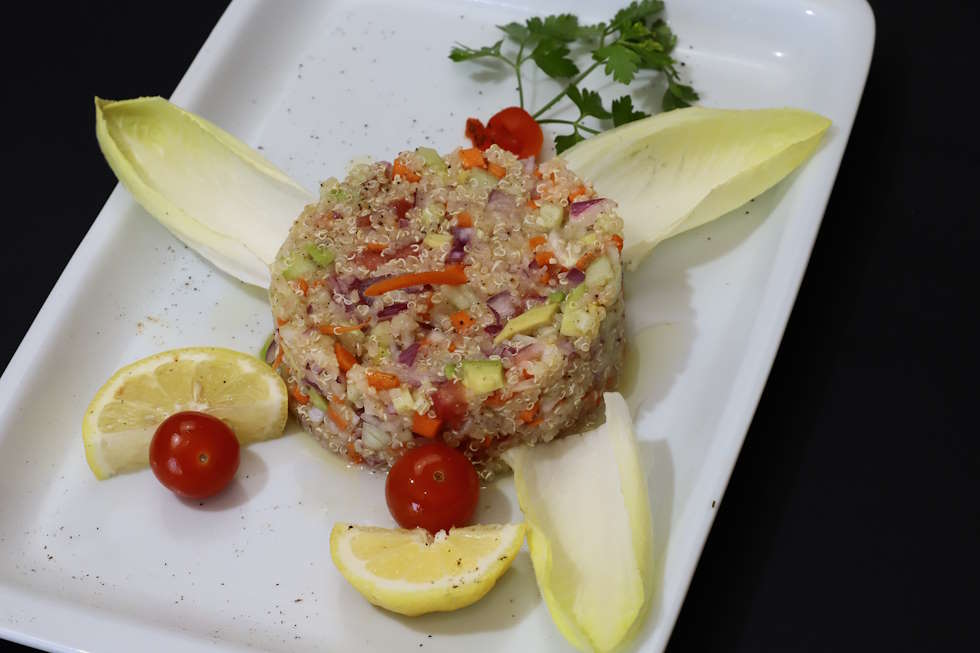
[95,96,314,287]
[503,393,653,653]
[561,107,831,267]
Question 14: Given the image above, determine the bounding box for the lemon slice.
[83,347,288,479]
[330,523,525,616]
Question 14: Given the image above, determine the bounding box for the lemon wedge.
[330,523,525,616]
[83,347,288,479]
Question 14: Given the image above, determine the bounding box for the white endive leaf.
[95,96,314,287]
[562,107,831,267]
[503,393,653,653]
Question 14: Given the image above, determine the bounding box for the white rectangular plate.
[0,1,873,651]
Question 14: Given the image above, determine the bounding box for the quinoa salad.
[268,144,625,478]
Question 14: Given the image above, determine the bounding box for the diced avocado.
[419,204,446,230]
[282,253,316,280]
[560,305,600,338]
[416,147,447,172]
[390,387,415,415]
[493,302,560,344]
[585,256,614,288]
[306,386,328,412]
[444,363,458,380]
[536,203,564,229]
[461,360,504,393]
[548,291,566,304]
[423,233,452,249]
[565,284,587,305]
[305,243,336,267]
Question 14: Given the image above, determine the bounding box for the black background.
[2,2,977,651]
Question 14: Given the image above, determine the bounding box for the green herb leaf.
[650,19,677,53]
[498,22,531,43]
[526,14,581,42]
[578,22,607,42]
[568,87,612,120]
[611,0,665,32]
[449,40,504,62]
[662,80,698,111]
[555,131,586,154]
[531,39,579,78]
[594,43,642,84]
[611,95,649,126]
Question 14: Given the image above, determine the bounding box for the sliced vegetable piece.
[423,233,452,249]
[411,412,443,438]
[95,97,313,287]
[334,341,357,373]
[366,370,400,390]
[584,256,614,288]
[305,243,336,266]
[363,265,467,297]
[459,148,486,169]
[502,392,652,653]
[460,360,504,393]
[561,107,831,267]
[493,302,560,345]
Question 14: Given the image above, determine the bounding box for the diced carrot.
[392,157,421,182]
[539,268,551,285]
[334,341,357,373]
[346,439,363,464]
[328,399,350,430]
[483,392,509,408]
[276,317,288,327]
[450,310,475,333]
[519,402,540,424]
[290,384,309,406]
[318,323,368,336]
[569,185,587,201]
[363,264,467,297]
[610,234,624,252]
[411,412,443,438]
[527,199,539,210]
[448,341,457,353]
[521,369,533,380]
[487,162,507,179]
[534,168,543,179]
[459,148,486,169]
[366,370,400,390]
[296,278,309,296]
[528,235,547,250]
[534,250,554,267]
[526,418,544,427]
[365,242,387,252]
[456,211,473,228]
[575,250,599,271]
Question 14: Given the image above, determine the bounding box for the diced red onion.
[453,226,474,244]
[487,292,518,321]
[445,226,473,264]
[565,268,586,287]
[304,375,328,397]
[568,198,613,227]
[525,294,547,306]
[520,158,535,175]
[513,342,544,363]
[378,302,409,319]
[445,248,467,264]
[569,198,606,217]
[307,406,325,425]
[557,338,575,355]
[306,304,313,314]
[398,342,420,366]
[264,339,279,366]
[484,324,503,336]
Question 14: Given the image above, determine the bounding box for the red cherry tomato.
[149,411,240,499]
[385,441,480,534]
[465,107,544,160]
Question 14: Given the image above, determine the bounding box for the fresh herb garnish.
[449,0,698,153]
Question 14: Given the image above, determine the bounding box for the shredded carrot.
[450,310,475,333]
[290,384,309,406]
[296,278,309,296]
[459,148,486,169]
[365,242,387,253]
[346,440,364,464]
[575,250,599,271]
[363,264,467,297]
[366,370,400,390]
[539,268,551,285]
[276,317,288,327]
[528,235,547,250]
[411,412,443,438]
[534,250,555,267]
[329,400,350,431]
[610,234,624,252]
[483,392,509,408]
[448,341,457,353]
[334,341,357,373]
[487,162,507,179]
[392,157,420,182]
[519,402,540,423]
[456,211,473,228]
[569,185,587,201]
[527,199,539,210]
[318,323,368,336]
[526,418,544,427]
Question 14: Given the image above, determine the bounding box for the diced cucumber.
[461,360,504,393]
[565,284,587,305]
[390,387,415,415]
[444,363,458,380]
[585,256,614,288]
[536,203,564,229]
[423,233,452,249]
[419,204,446,231]
[306,386,328,412]
[416,147,446,172]
[441,284,475,310]
[559,305,600,338]
[468,168,499,189]
[282,253,316,280]
[305,243,335,267]
[494,302,560,344]
[548,291,566,304]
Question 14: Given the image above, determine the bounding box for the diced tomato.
[392,198,414,220]
[431,381,468,429]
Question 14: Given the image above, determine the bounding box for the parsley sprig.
[449,1,698,153]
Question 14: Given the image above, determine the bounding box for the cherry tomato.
[149,411,240,499]
[385,441,480,534]
[466,107,544,160]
